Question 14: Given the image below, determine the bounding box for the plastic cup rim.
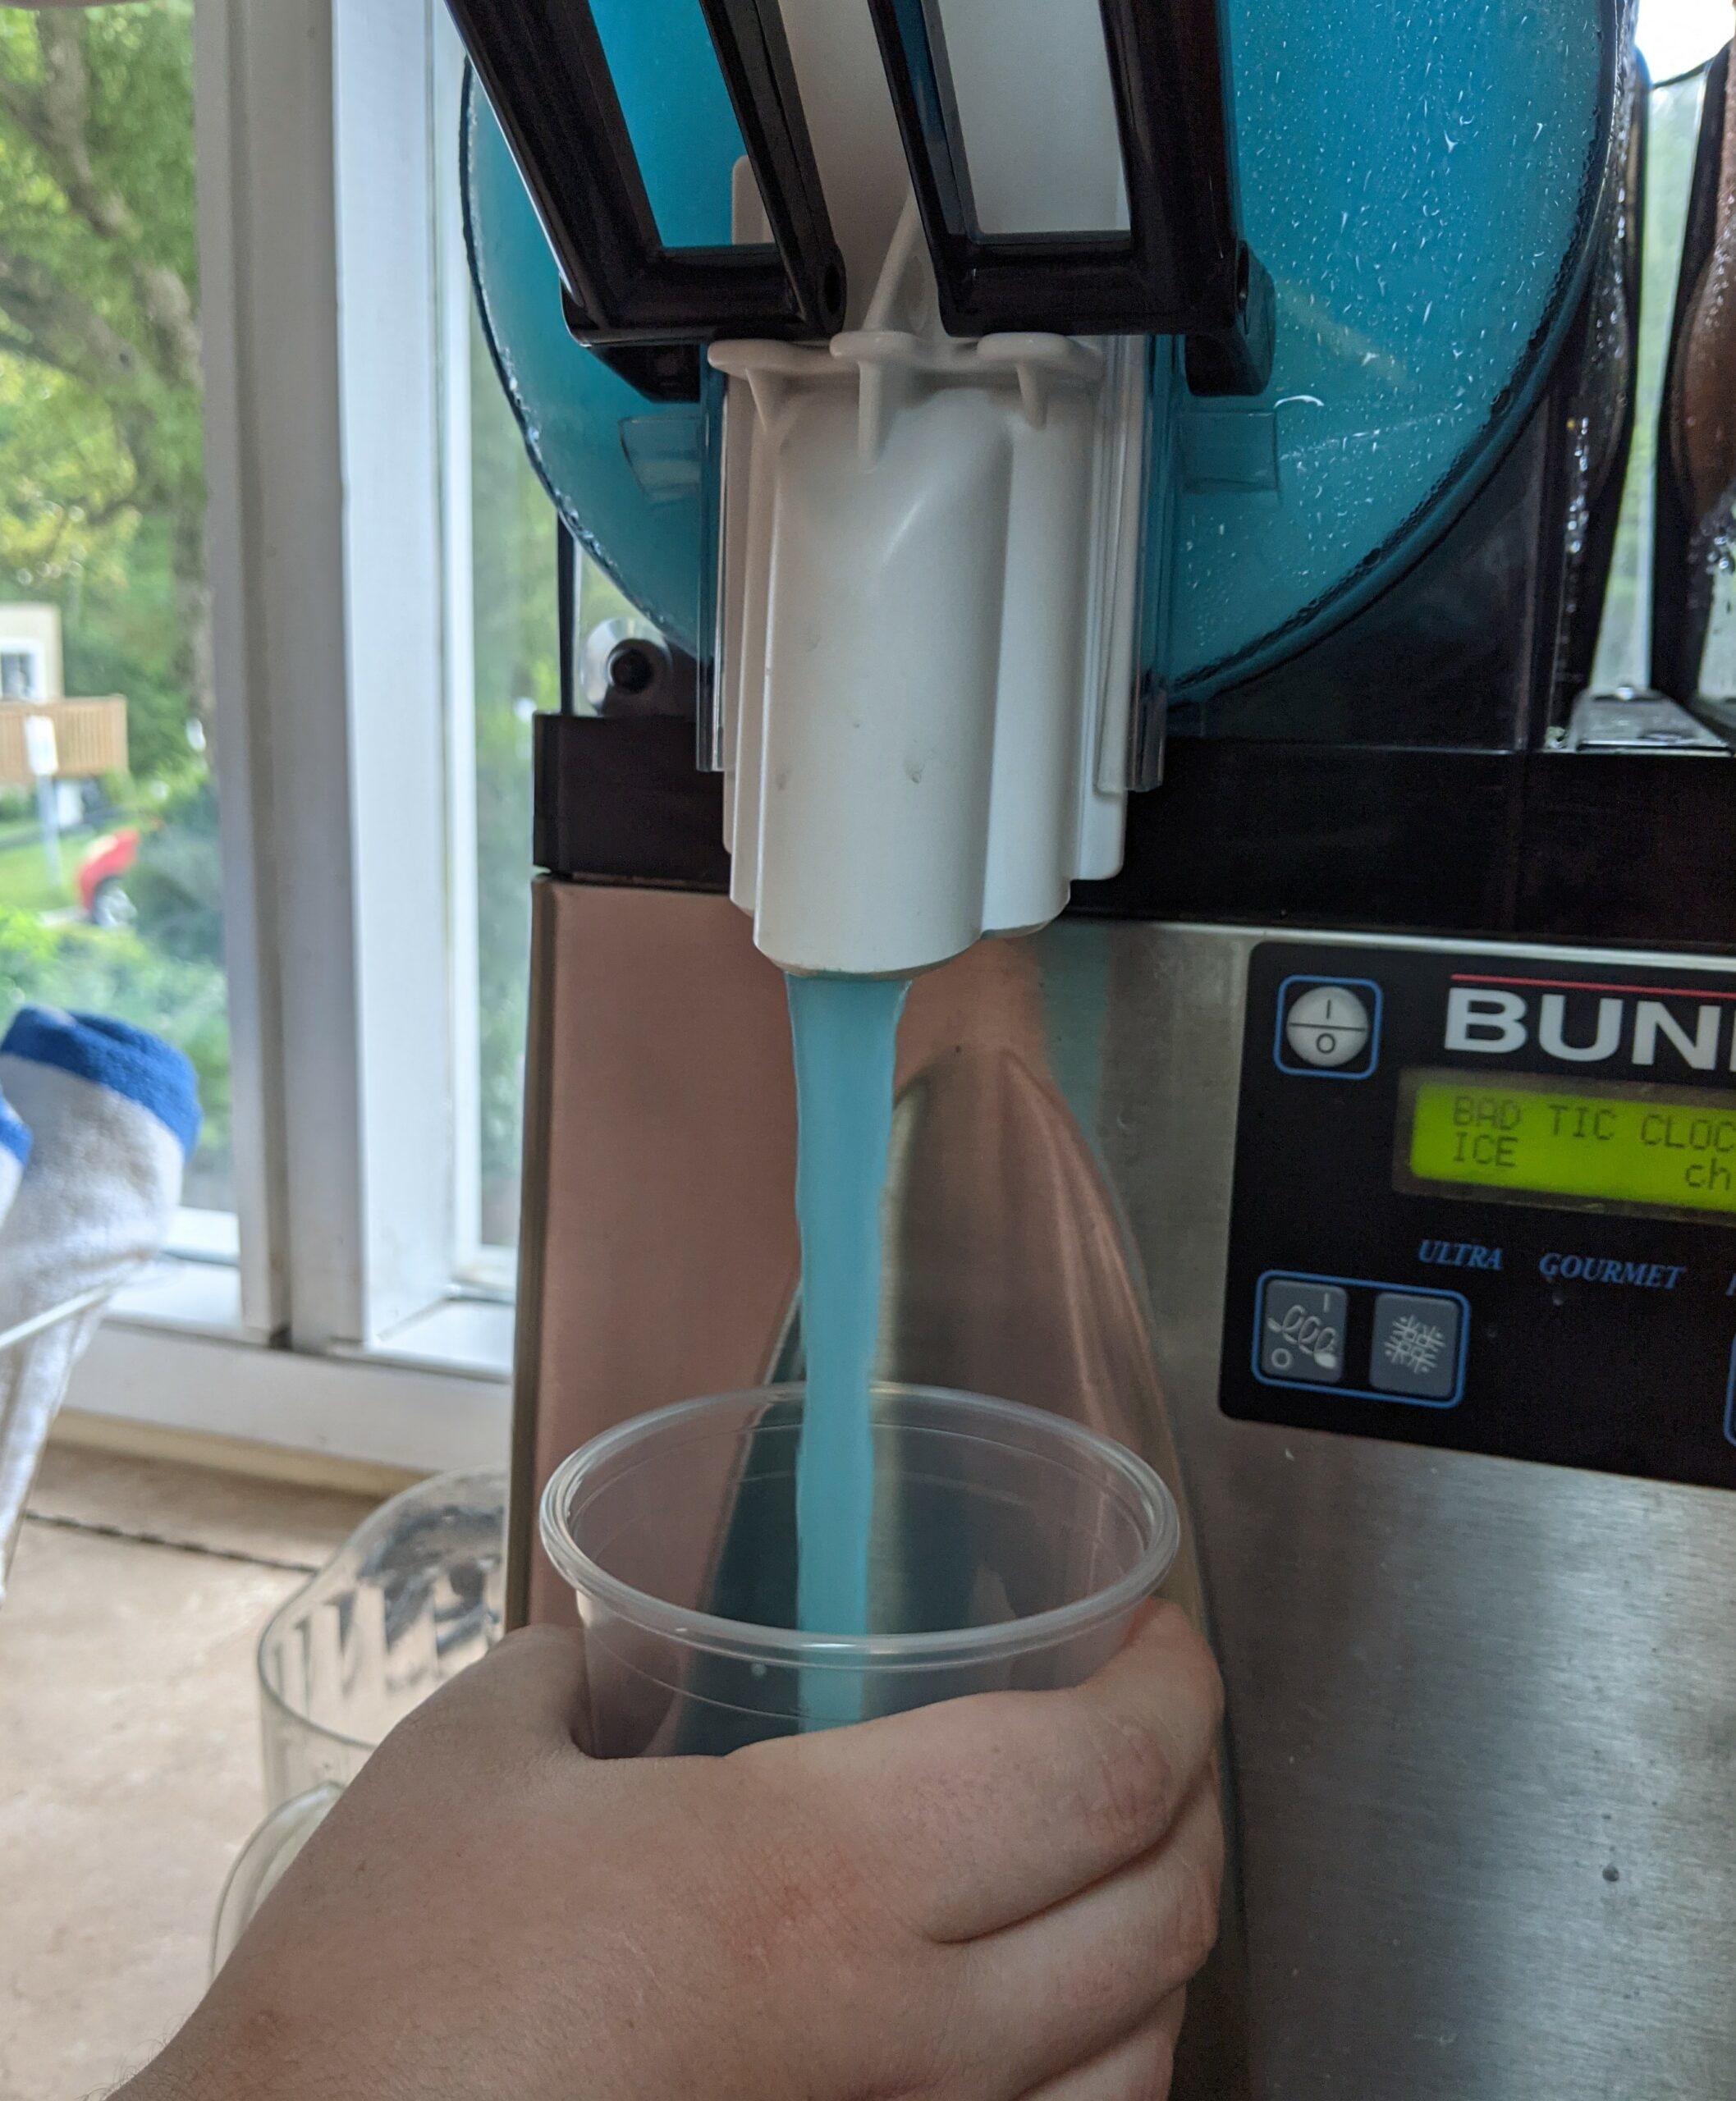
[538,1382,1181,1671]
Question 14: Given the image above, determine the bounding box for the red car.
[77,827,140,929]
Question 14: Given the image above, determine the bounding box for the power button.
[1274,976,1383,1080]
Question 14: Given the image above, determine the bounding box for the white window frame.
[62,0,513,1476]
[434,13,487,1293]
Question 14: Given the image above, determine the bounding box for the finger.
[968,1780,1222,2087]
[1018,1995,1188,2101]
[401,1624,589,1760]
[769,1603,1222,1940]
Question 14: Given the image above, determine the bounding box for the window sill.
[165,1206,241,1266]
[354,1294,515,1380]
[64,1260,512,1481]
[108,1255,249,1339]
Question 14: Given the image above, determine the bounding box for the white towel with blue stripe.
[0,1008,199,1598]
[0,1087,29,1225]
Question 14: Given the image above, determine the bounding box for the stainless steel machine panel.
[1107,923,1736,2101]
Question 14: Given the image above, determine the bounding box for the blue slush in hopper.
[461,0,1619,712]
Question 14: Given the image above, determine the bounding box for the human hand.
[123,1605,1223,2101]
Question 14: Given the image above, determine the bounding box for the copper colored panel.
[511,883,799,1628]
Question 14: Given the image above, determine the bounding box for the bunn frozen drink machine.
[446,2,1736,2093]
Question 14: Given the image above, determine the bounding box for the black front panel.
[1221,941,1736,1490]
[536,713,1736,955]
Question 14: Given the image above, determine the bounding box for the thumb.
[405,1625,590,1760]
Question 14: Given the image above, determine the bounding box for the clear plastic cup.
[540,1384,1179,1756]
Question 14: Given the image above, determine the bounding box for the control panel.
[1221,942,1736,1489]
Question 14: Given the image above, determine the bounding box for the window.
[454,314,645,1272]
[453,301,554,1272]
[0,0,696,1467]
[4,0,524,1475]
[1596,5,1736,691]
[0,2,231,1221]
[440,5,653,1280]
[0,646,42,700]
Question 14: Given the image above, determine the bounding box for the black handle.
[867,0,1273,396]
[447,0,845,403]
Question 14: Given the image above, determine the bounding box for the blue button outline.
[1253,1269,1470,1411]
[1725,1339,1736,1449]
[1272,975,1385,1082]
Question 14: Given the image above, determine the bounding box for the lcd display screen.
[1398,1069,1736,1224]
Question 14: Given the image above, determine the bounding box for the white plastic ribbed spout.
[712,2,1149,977]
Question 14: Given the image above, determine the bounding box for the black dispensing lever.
[866,0,1274,396]
[446,0,848,401]
[448,0,1273,402]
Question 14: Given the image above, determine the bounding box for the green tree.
[0,2,207,735]
[466,319,644,1245]
[469,309,554,1243]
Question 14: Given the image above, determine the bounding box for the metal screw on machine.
[602,639,698,722]
[608,642,661,700]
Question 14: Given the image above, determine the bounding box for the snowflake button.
[1369,1292,1463,1403]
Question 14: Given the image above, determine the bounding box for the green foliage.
[58,515,196,780]
[0,2,207,741]
[469,313,553,1241]
[0,901,229,1188]
[0,3,200,442]
[578,551,638,640]
[0,355,137,588]
[128,766,223,964]
[465,313,669,1245]
[1593,76,1702,687]
[0,822,73,916]
[0,7,226,1206]
[474,693,535,1245]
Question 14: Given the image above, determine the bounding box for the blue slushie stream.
[785,973,909,1726]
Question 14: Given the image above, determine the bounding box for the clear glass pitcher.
[210,1469,506,1974]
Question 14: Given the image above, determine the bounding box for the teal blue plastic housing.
[465,0,1617,702]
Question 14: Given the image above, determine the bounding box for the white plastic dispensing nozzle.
[712,0,1151,979]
